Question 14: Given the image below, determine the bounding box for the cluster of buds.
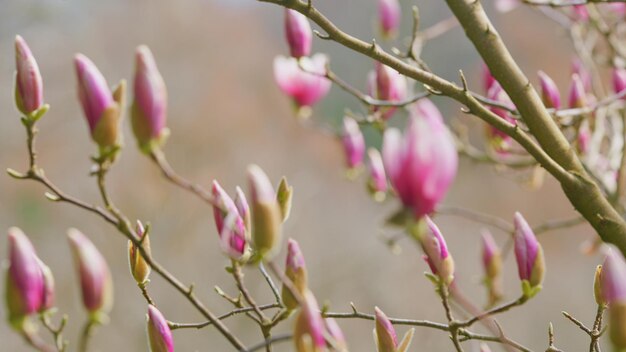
[274,9,331,118]
[599,249,626,349]
[5,228,55,331]
[374,307,414,352]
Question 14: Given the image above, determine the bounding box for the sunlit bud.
[36,257,55,312]
[14,36,43,116]
[594,265,605,306]
[481,230,503,305]
[367,63,407,120]
[132,45,168,153]
[325,318,348,351]
[147,305,174,352]
[482,63,496,93]
[568,73,587,109]
[234,186,251,234]
[538,71,561,109]
[601,249,626,304]
[274,54,331,115]
[276,177,294,222]
[382,99,458,219]
[248,165,283,260]
[67,229,113,318]
[613,68,626,97]
[374,307,397,352]
[513,213,545,293]
[342,116,365,169]
[420,217,454,285]
[128,221,151,286]
[5,228,44,328]
[378,0,400,38]
[75,54,123,149]
[367,148,387,199]
[282,239,308,311]
[486,82,516,153]
[294,290,326,352]
[284,9,312,59]
[572,59,592,92]
[495,0,519,13]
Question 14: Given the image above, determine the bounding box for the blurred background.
[0,0,608,351]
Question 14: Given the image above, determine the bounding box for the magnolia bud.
[513,212,545,295]
[273,54,331,114]
[613,68,626,97]
[374,307,397,352]
[594,265,605,307]
[294,290,325,352]
[234,186,251,235]
[128,221,151,286]
[568,73,587,109]
[248,165,283,260]
[282,239,308,311]
[325,318,348,351]
[378,0,401,39]
[14,36,43,116]
[342,116,365,169]
[366,148,387,199]
[485,83,516,153]
[212,181,247,259]
[284,9,312,59]
[147,305,174,352]
[5,228,44,329]
[67,229,113,319]
[36,257,55,312]
[367,63,407,121]
[421,217,454,285]
[276,177,293,222]
[74,54,122,149]
[481,230,503,306]
[482,63,496,93]
[601,249,626,304]
[132,45,168,153]
[538,71,561,109]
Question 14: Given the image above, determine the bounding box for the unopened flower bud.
[367,63,407,120]
[594,265,605,306]
[75,54,123,149]
[342,116,365,169]
[568,73,587,109]
[212,181,247,260]
[14,36,43,116]
[5,228,44,329]
[273,54,331,115]
[421,217,454,285]
[128,221,151,286]
[147,305,174,352]
[294,290,325,352]
[538,71,561,109]
[486,83,516,152]
[282,239,308,311]
[248,165,283,260]
[513,212,545,295]
[613,68,626,97]
[67,229,113,319]
[276,177,293,222]
[325,318,348,351]
[374,307,397,352]
[481,230,503,306]
[482,63,496,93]
[132,45,168,153]
[378,0,401,39]
[36,257,55,312]
[284,9,312,59]
[366,148,387,199]
[601,249,626,304]
[234,186,251,235]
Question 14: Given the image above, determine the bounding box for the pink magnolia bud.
[128,221,151,286]
[284,9,312,59]
[282,239,308,310]
[538,71,561,109]
[421,217,455,285]
[74,54,122,149]
[131,45,168,152]
[67,229,113,317]
[234,186,251,234]
[36,257,55,312]
[613,68,626,97]
[248,165,283,260]
[212,180,239,234]
[367,63,407,120]
[147,305,174,352]
[378,0,401,38]
[273,54,331,111]
[211,181,247,259]
[325,318,348,351]
[367,148,388,197]
[382,99,458,219]
[5,228,44,327]
[577,121,591,154]
[342,116,365,169]
[374,307,397,352]
[14,36,43,115]
[482,63,496,93]
[568,73,587,109]
[486,82,516,152]
[481,230,503,305]
[495,0,519,13]
[513,212,545,290]
[294,290,326,352]
[601,249,626,304]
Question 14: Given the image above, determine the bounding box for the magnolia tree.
[7,0,626,351]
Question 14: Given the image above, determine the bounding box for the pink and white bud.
[421,217,455,285]
[248,165,283,260]
[212,181,247,259]
[481,230,503,305]
[601,249,626,304]
[235,186,251,234]
[374,307,397,352]
[342,116,365,169]
[482,63,496,93]
[67,229,113,317]
[378,0,401,38]
[128,221,151,286]
[486,82,516,152]
[282,239,308,310]
[382,99,458,219]
[273,54,331,112]
[294,290,326,352]
[367,63,407,120]
[513,212,545,290]
[613,68,626,97]
[35,257,55,312]
[367,148,388,197]
[284,9,312,59]
[568,73,587,109]
[131,45,168,152]
[5,228,44,327]
[74,54,121,148]
[538,71,561,109]
[14,36,43,115]
[325,318,348,351]
[147,305,174,352]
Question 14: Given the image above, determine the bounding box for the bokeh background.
[0,0,608,351]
